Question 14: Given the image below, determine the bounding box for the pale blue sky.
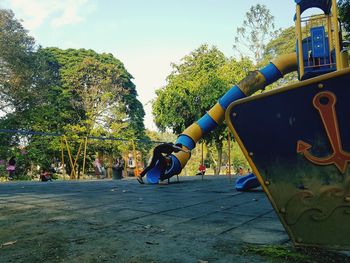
[1,0,296,130]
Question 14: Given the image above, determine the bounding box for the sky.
[1,0,296,130]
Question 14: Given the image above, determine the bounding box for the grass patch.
[241,244,350,263]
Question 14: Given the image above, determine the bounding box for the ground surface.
[0,175,348,263]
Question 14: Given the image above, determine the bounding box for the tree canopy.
[153,44,253,173]
[339,0,350,39]
[0,9,148,178]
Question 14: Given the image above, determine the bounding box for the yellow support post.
[60,137,66,180]
[63,136,77,179]
[70,140,83,179]
[341,50,349,68]
[327,15,334,51]
[227,130,232,182]
[295,4,305,78]
[82,137,88,177]
[331,0,341,70]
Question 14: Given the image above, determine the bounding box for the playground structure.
[0,129,156,180]
[144,0,350,249]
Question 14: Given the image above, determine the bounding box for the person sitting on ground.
[196,163,206,176]
[237,166,244,176]
[6,156,16,180]
[137,142,184,184]
[40,169,53,182]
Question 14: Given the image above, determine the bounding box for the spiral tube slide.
[158,53,298,180]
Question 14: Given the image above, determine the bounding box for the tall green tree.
[233,4,280,65]
[0,9,65,176]
[42,48,148,175]
[153,44,253,174]
[339,0,350,39]
[43,48,146,140]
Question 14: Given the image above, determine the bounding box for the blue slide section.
[260,63,283,85]
[235,173,260,191]
[197,113,218,134]
[176,134,196,150]
[219,85,246,110]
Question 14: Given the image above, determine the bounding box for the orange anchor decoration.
[297,91,350,174]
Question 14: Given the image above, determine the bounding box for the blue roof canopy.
[295,0,332,16]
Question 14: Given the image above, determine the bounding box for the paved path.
[0,176,289,262]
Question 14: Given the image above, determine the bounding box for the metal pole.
[201,142,204,180]
[228,130,232,182]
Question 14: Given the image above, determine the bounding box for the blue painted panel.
[294,0,332,16]
[228,71,350,185]
[311,26,327,58]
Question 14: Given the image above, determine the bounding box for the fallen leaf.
[2,240,17,247]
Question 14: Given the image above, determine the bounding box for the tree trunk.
[77,164,81,179]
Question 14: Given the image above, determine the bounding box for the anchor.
[297,91,350,174]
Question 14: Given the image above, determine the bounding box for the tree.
[41,48,148,176]
[153,44,253,174]
[0,10,66,177]
[339,0,350,39]
[43,48,145,139]
[233,4,280,65]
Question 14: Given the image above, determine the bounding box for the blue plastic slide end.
[145,155,182,183]
[259,63,283,86]
[197,114,218,135]
[146,160,162,184]
[166,155,182,176]
[176,135,195,150]
[218,85,246,110]
[235,173,260,191]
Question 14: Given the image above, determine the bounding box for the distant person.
[237,166,244,176]
[137,143,184,184]
[6,156,16,180]
[40,169,53,182]
[93,158,102,179]
[119,158,125,177]
[49,162,56,174]
[112,158,123,179]
[196,163,206,176]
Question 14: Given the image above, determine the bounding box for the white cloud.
[6,0,94,30]
[51,0,88,28]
